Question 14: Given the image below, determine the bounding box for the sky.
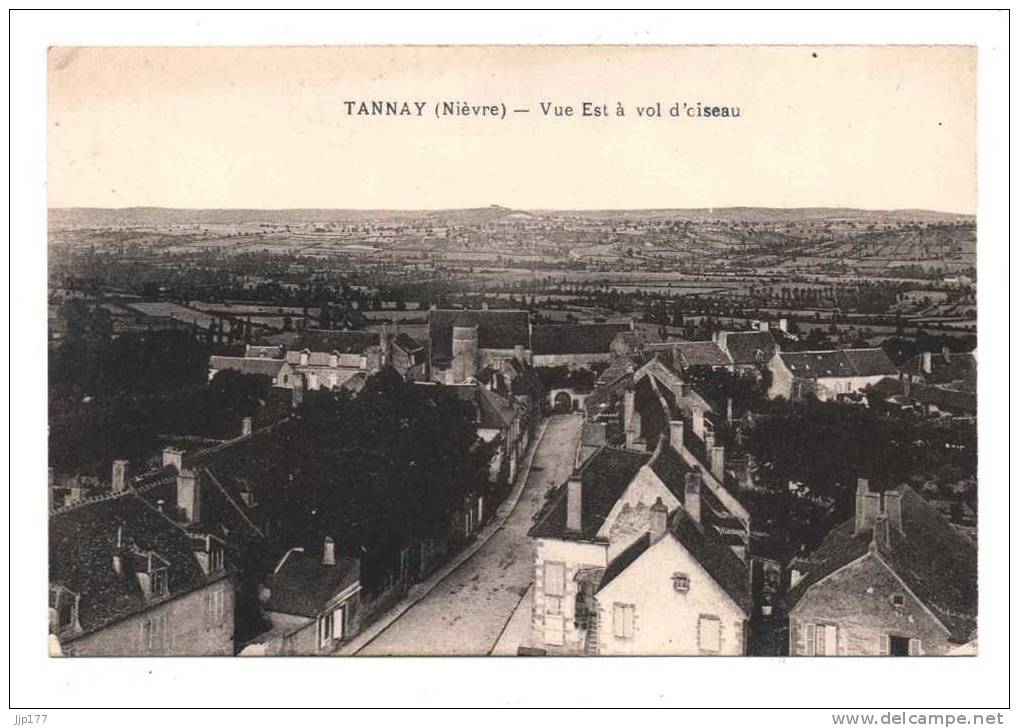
[47,45,976,214]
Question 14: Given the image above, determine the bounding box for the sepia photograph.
[9,8,1011,718]
[44,43,979,660]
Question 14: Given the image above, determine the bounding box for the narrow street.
[356,414,583,655]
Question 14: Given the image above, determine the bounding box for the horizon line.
[47,204,975,216]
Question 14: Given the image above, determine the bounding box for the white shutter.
[333,604,345,641]
[908,638,921,656]
[805,623,816,656]
[825,625,839,656]
[879,634,890,655]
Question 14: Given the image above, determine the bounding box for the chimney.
[177,468,201,523]
[111,459,130,493]
[514,344,525,363]
[942,345,951,363]
[684,472,702,525]
[921,351,932,374]
[623,384,637,448]
[162,447,183,472]
[757,320,770,333]
[649,497,668,543]
[710,446,725,482]
[669,419,684,449]
[726,397,734,424]
[703,429,715,452]
[241,416,253,437]
[481,301,489,311]
[692,407,705,438]
[322,536,336,566]
[292,374,305,407]
[778,318,788,333]
[566,470,583,533]
[854,478,881,536]
[883,490,903,534]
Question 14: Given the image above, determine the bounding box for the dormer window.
[49,585,81,635]
[672,573,691,593]
[891,594,905,613]
[151,567,168,598]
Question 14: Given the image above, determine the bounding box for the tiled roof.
[428,309,530,359]
[209,356,286,379]
[530,323,632,356]
[779,348,898,378]
[528,447,651,541]
[674,341,733,368]
[49,492,229,639]
[292,330,378,354]
[785,487,976,642]
[666,508,752,613]
[722,331,778,365]
[263,548,360,618]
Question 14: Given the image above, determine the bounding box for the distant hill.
[48,205,972,229]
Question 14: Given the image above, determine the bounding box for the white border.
[7,9,1012,718]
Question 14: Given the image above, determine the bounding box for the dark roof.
[902,352,977,392]
[393,332,424,353]
[423,383,523,430]
[594,508,751,614]
[667,508,752,613]
[785,487,976,642]
[428,309,530,359]
[530,323,632,356]
[779,348,898,378]
[598,533,651,590]
[49,493,228,639]
[263,548,360,618]
[722,331,778,365]
[529,447,651,541]
[292,330,378,354]
[842,349,900,376]
[209,356,286,378]
[674,341,733,368]
[868,378,977,414]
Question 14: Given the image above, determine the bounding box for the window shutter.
[815,624,825,655]
[908,638,921,656]
[805,623,816,656]
[879,634,890,655]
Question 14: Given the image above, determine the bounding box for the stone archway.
[552,390,573,414]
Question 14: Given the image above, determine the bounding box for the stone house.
[256,538,362,656]
[527,433,751,655]
[49,487,236,656]
[785,479,977,656]
[767,348,899,401]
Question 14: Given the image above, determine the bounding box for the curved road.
[358,414,582,655]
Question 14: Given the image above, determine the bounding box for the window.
[210,546,224,573]
[613,603,635,639]
[672,572,690,593]
[698,615,721,653]
[881,635,920,656]
[891,594,905,614]
[545,596,562,615]
[814,624,838,656]
[317,612,333,648]
[206,588,226,627]
[544,562,565,597]
[142,614,168,653]
[150,568,168,598]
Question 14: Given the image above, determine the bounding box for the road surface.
[357,414,582,655]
